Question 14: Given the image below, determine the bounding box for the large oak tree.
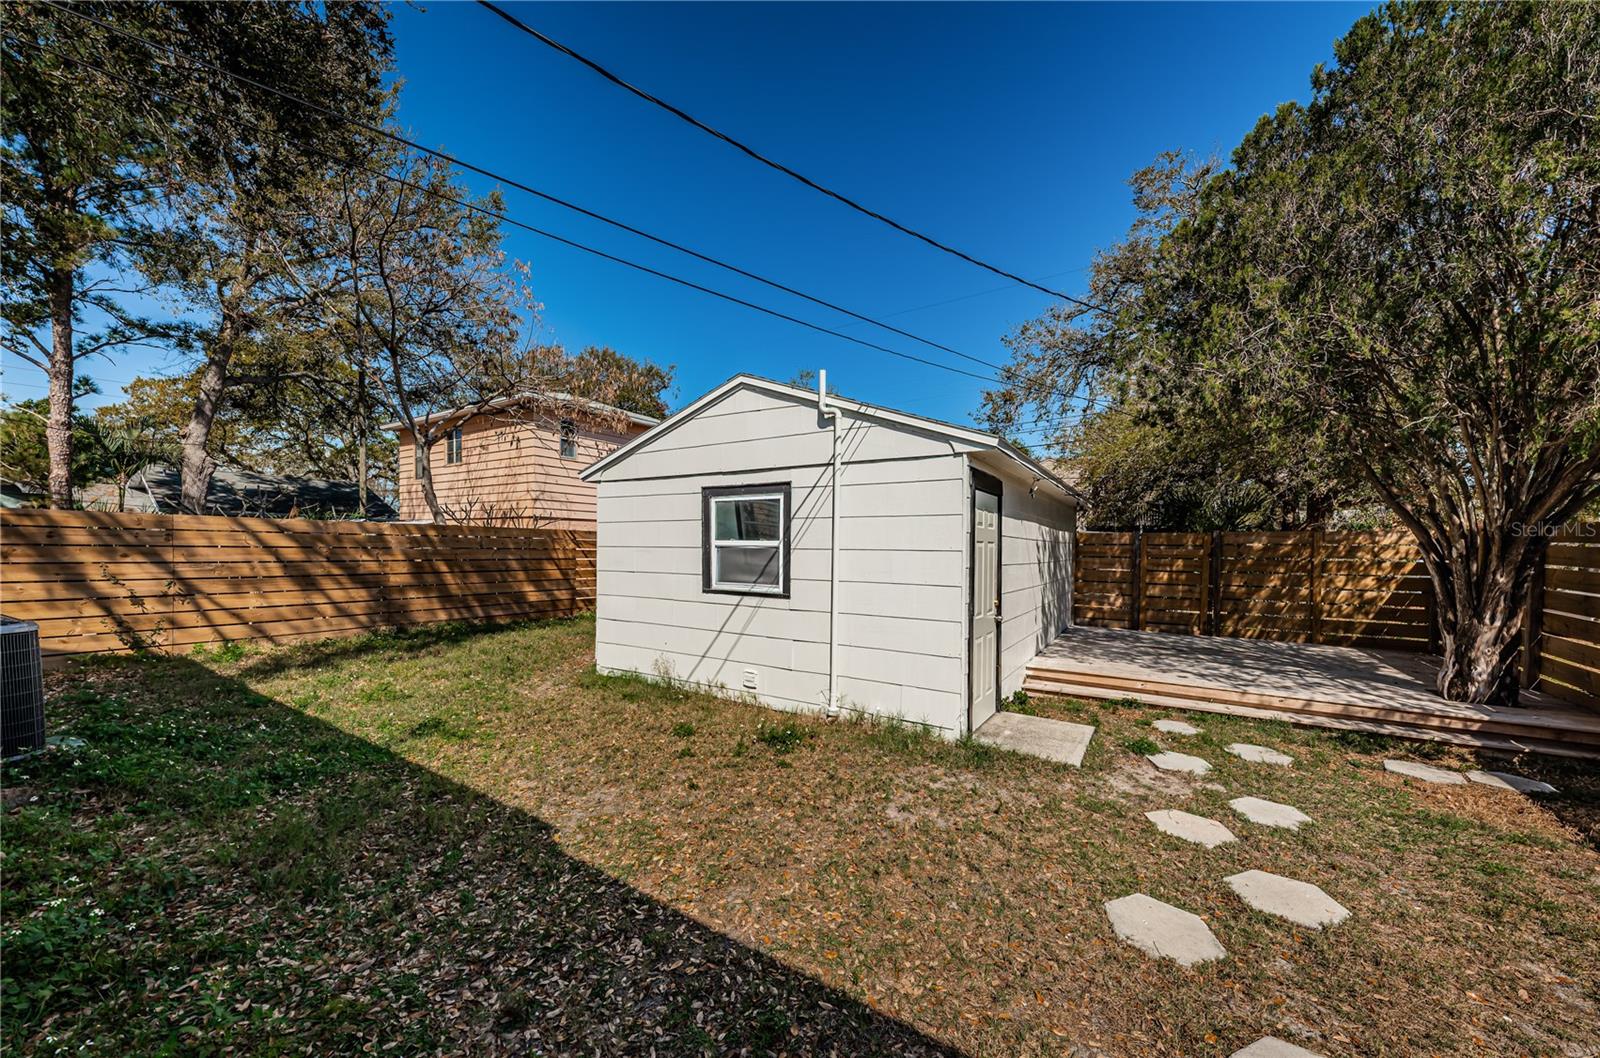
[993,2,1600,704]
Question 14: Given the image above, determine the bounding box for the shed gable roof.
[579,374,1082,501]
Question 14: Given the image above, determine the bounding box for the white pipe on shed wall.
[818,369,841,716]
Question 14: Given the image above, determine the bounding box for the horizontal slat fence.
[1074,529,1433,650]
[1537,526,1600,709]
[1073,525,1600,711]
[1,509,594,658]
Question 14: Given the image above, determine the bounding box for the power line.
[10,23,1001,386]
[837,268,1090,332]
[315,147,1000,382]
[474,0,1101,311]
[35,1,1005,376]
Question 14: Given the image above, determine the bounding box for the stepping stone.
[1466,769,1558,795]
[1147,751,1212,775]
[1103,893,1226,966]
[1153,718,1200,736]
[1225,870,1349,929]
[1146,809,1238,848]
[1384,759,1466,785]
[974,711,1095,767]
[1229,796,1312,830]
[1231,1039,1326,1058]
[1227,743,1294,766]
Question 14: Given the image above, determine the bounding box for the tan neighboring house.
[384,395,658,526]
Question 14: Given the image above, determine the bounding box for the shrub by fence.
[1074,526,1599,709]
[1,509,595,659]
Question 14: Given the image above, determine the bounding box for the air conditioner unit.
[1,615,45,758]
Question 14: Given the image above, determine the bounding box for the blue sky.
[4,1,1366,442]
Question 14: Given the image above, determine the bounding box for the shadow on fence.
[1,509,596,660]
[1072,526,1600,711]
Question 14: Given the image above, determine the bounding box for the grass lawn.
[4,614,1598,1057]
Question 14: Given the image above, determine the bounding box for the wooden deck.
[1024,626,1600,758]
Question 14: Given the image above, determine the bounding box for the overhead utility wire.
[37,1,1002,376]
[14,25,997,385]
[476,0,1100,311]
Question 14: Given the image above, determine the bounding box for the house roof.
[579,374,1085,502]
[1,480,44,510]
[79,464,396,520]
[379,391,660,433]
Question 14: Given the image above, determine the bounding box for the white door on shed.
[970,486,1001,729]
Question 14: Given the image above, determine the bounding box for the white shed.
[580,374,1080,738]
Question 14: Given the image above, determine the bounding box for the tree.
[569,345,674,419]
[86,414,174,512]
[1063,412,1327,531]
[148,3,392,513]
[100,333,396,503]
[0,380,108,498]
[986,155,1365,531]
[325,143,672,522]
[1,3,174,507]
[2,2,392,509]
[994,3,1600,704]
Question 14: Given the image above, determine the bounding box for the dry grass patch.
[4,616,1597,1057]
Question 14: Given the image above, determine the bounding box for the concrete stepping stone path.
[1153,718,1200,736]
[1145,809,1238,848]
[1229,796,1312,830]
[1103,893,1226,966]
[1227,743,1294,766]
[1384,759,1466,785]
[1231,1038,1326,1058]
[1147,751,1212,775]
[1466,769,1558,795]
[1225,870,1349,929]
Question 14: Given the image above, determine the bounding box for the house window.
[445,427,463,465]
[702,483,790,597]
[559,418,577,459]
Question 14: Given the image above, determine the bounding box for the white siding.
[981,458,1076,702]
[592,385,974,734]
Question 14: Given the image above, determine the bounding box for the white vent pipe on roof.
[818,369,841,717]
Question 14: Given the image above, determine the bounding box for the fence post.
[1207,531,1223,636]
[1129,528,1144,631]
[1520,540,1547,690]
[1308,529,1322,645]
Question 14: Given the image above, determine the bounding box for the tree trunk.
[356,365,368,515]
[45,265,75,509]
[180,335,234,514]
[415,435,444,523]
[1424,532,1544,706]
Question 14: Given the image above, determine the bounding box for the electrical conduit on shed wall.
[818,369,841,716]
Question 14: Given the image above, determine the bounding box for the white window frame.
[559,418,577,459]
[703,484,789,597]
[445,427,463,465]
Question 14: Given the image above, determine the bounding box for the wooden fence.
[1074,526,1600,709]
[1535,527,1600,709]
[1,509,595,658]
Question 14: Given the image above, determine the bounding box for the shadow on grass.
[2,652,964,1056]
[1469,750,1600,852]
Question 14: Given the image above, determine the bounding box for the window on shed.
[559,418,577,459]
[702,484,790,596]
[445,427,463,465]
